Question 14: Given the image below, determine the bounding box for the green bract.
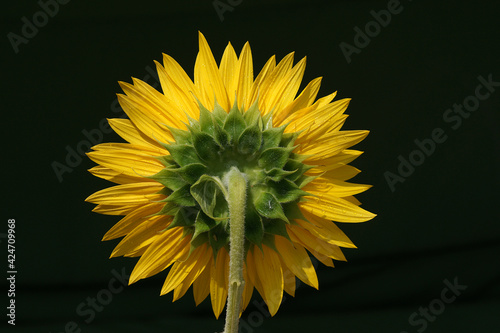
[150,101,316,255]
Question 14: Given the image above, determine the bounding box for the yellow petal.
[298,130,369,159]
[299,194,375,223]
[248,55,276,106]
[236,42,253,109]
[108,118,163,149]
[305,150,363,173]
[120,79,187,129]
[210,248,229,319]
[162,53,199,98]
[259,52,295,114]
[292,98,351,142]
[241,263,254,312]
[103,202,164,241]
[253,245,283,316]
[92,204,137,216]
[110,215,169,258]
[154,60,199,119]
[305,248,334,267]
[91,142,166,156]
[342,195,362,206]
[280,258,296,296]
[117,94,173,143]
[315,91,337,109]
[193,261,212,305]
[195,32,230,111]
[271,56,307,120]
[86,146,165,179]
[219,42,239,105]
[85,182,164,205]
[171,244,213,301]
[296,211,356,249]
[288,226,346,261]
[275,236,319,289]
[276,77,322,125]
[304,178,372,197]
[129,228,189,284]
[88,165,145,185]
[245,247,265,300]
[322,165,362,181]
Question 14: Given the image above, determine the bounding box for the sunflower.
[86,32,375,321]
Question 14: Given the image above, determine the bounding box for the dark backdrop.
[2,0,499,332]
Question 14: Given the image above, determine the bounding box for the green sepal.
[192,210,218,243]
[261,233,277,252]
[148,168,187,191]
[190,175,229,220]
[156,187,173,197]
[182,226,194,238]
[212,101,228,126]
[295,174,317,188]
[168,207,196,229]
[261,126,285,151]
[265,168,296,182]
[212,190,230,221]
[155,155,176,167]
[212,120,230,148]
[280,131,300,148]
[284,159,315,182]
[261,112,273,130]
[224,105,247,143]
[289,152,310,163]
[191,129,222,162]
[186,114,200,129]
[264,219,291,240]
[282,202,308,223]
[258,147,294,171]
[269,178,308,203]
[166,126,192,145]
[209,223,230,255]
[198,103,216,136]
[175,163,208,184]
[156,202,181,217]
[244,207,264,247]
[253,192,289,223]
[190,231,209,252]
[165,184,196,207]
[238,125,262,156]
[243,101,261,128]
[165,144,200,167]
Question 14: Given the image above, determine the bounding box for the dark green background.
[2,0,499,332]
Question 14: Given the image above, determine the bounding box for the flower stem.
[223,167,247,333]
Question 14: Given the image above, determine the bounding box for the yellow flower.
[86,32,375,318]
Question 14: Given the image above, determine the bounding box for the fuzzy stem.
[223,167,247,333]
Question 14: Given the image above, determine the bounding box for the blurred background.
[1,0,499,332]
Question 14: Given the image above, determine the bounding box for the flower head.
[86,32,375,317]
